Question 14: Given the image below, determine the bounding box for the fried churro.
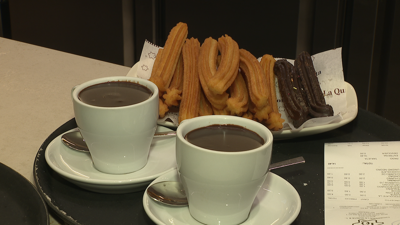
[163,53,183,106]
[260,54,278,113]
[226,71,249,116]
[149,22,188,93]
[211,35,240,94]
[163,88,182,107]
[212,106,229,115]
[150,49,164,97]
[199,89,213,116]
[260,54,284,131]
[158,98,169,118]
[169,53,184,91]
[178,38,201,124]
[239,49,271,122]
[198,35,239,95]
[198,37,230,110]
[242,111,254,120]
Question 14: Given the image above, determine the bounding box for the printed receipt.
[324,142,400,225]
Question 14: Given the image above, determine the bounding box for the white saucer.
[45,126,176,194]
[143,169,301,225]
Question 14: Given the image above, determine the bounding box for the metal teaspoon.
[146,156,305,206]
[61,130,177,153]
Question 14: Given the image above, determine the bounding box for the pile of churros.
[149,22,284,131]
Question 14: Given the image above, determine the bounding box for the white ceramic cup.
[176,115,273,225]
[72,76,159,174]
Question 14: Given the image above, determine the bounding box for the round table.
[34,109,400,225]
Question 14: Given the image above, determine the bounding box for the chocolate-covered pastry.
[275,52,334,128]
[295,51,333,117]
[274,59,309,128]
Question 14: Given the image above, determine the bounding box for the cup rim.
[176,115,273,155]
[72,76,159,109]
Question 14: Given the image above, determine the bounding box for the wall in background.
[7,0,126,65]
[3,0,399,126]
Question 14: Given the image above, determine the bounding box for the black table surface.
[1,163,49,225]
[33,109,400,225]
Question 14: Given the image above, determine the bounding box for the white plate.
[143,169,301,225]
[271,82,358,139]
[45,126,176,194]
[128,63,358,139]
[158,82,357,138]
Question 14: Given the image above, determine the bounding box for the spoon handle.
[269,156,305,171]
[154,131,177,138]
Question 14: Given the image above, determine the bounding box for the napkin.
[127,40,161,80]
[127,41,348,130]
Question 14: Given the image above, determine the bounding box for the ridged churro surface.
[178,38,201,123]
[260,54,284,130]
[226,72,249,116]
[239,49,271,122]
[150,22,188,93]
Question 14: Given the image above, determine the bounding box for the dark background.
[1,0,399,126]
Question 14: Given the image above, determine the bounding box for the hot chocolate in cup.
[176,115,273,225]
[72,76,159,174]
